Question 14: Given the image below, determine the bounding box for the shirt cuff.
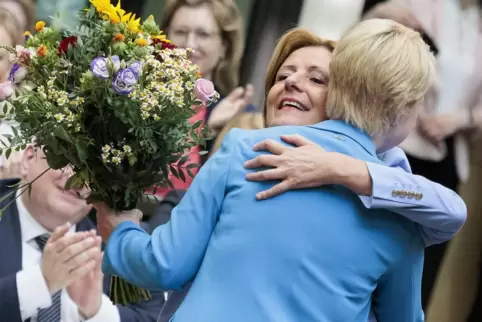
[16,265,52,320]
[81,294,120,322]
[359,161,417,209]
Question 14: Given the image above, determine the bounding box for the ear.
[19,144,36,179]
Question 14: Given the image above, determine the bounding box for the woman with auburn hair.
[153,0,253,196]
[99,19,447,321]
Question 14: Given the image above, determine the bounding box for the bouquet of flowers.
[0,0,217,304]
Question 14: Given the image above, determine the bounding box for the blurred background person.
[364,0,482,313]
[152,0,250,196]
[0,0,35,32]
[0,5,32,179]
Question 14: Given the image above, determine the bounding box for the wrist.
[330,153,373,196]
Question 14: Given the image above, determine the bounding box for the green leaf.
[191,120,203,129]
[65,174,84,190]
[186,163,199,169]
[187,168,194,177]
[53,126,73,143]
[75,140,89,164]
[169,165,179,179]
[178,168,186,182]
[178,155,189,167]
[11,126,19,137]
[5,148,11,160]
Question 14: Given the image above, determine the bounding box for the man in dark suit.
[0,145,164,322]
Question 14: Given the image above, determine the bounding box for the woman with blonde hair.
[365,0,482,309]
[153,0,253,196]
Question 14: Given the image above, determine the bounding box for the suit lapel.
[0,184,23,278]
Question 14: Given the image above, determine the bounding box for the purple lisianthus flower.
[129,61,142,73]
[111,55,120,71]
[112,67,138,95]
[8,64,27,83]
[90,57,109,79]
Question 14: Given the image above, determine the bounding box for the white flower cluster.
[37,77,84,131]
[128,51,200,120]
[101,143,133,165]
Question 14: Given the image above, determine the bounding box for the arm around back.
[102,129,240,290]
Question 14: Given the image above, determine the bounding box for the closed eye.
[310,77,326,85]
[276,74,289,82]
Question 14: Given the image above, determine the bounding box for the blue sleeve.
[102,129,238,290]
[372,241,424,322]
[359,147,466,246]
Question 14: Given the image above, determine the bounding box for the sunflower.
[125,14,141,33]
[90,0,112,13]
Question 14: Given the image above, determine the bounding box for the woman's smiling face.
[265,46,332,127]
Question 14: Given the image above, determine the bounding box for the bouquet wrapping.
[0,0,217,304]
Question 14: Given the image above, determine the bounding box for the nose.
[284,74,302,92]
[185,33,198,51]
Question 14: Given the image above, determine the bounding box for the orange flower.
[35,21,46,32]
[196,71,202,78]
[37,45,47,57]
[135,38,148,46]
[113,33,125,41]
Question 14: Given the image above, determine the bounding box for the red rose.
[57,36,78,56]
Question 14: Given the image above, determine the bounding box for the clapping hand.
[41,222,101,295]
[67,230,104,319]
[207,84,254,132]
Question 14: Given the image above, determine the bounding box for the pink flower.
[0,81,14,100]
[9,45,32,66]
[194,78,216,103]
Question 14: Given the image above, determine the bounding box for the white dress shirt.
[15,196,120,322]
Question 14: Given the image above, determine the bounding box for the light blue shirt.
[367,147,466,246]
[103,121,426,322]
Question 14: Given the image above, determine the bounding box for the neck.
[20,192,63,232]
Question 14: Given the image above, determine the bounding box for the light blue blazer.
[103,120,425,322]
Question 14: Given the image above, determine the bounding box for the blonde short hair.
[160,0,244,96]
[326,19,436,136]
[263,28,336,122]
